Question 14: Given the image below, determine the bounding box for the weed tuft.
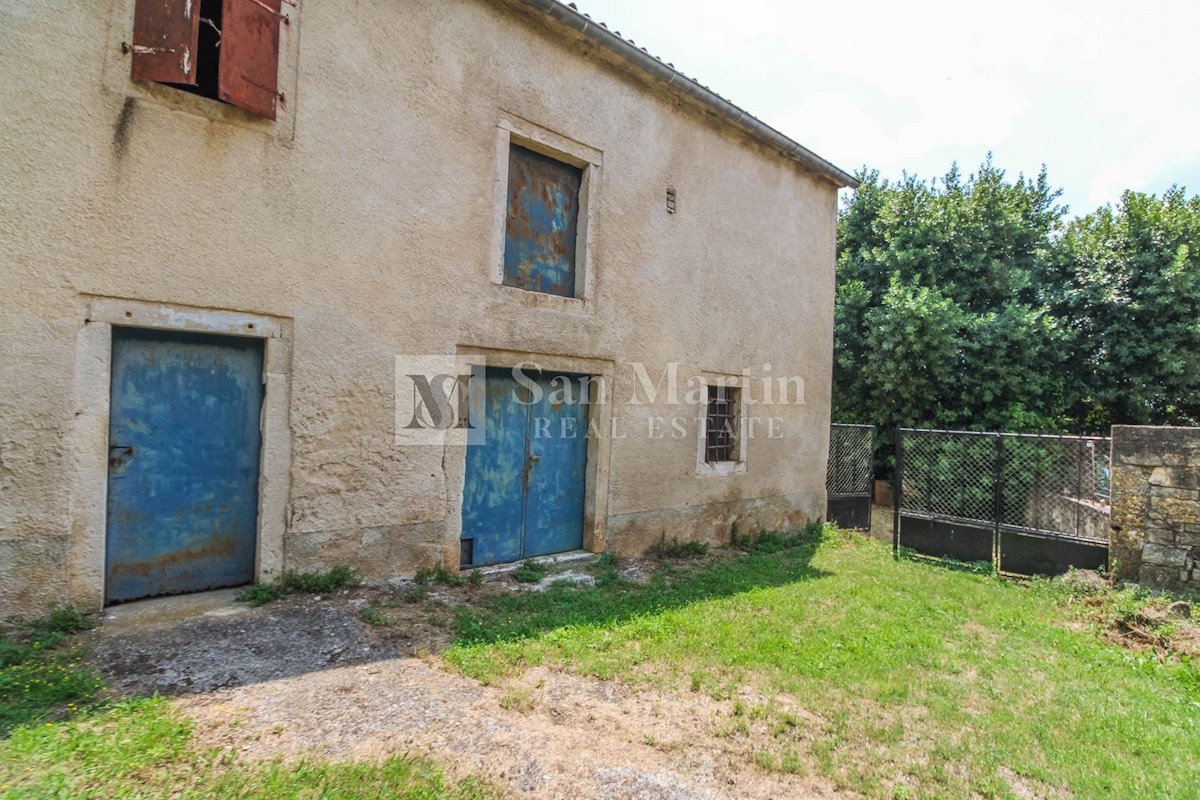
[648,534,709,559]
[498,685,536,713]
[279,564,361,594]
[512,560,549,584]
[34,605,92,636]
[415,563,463,587]
[734,520,826,554]
[235,565,361,607]
[593,552,620,588]
[359,606,387,626]
[233,582,285,607]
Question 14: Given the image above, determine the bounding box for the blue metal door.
[460,371,528,566]
[524,382,589,558]
[105,328,264,603]
[460,369,588,566]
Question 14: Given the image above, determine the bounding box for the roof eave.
[512,0,860,189]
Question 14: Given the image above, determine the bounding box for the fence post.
[893,427,902,558]
[1075,438,1084,539]
[993,434,1004,570]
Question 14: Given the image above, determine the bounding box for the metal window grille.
[705,385,737,463]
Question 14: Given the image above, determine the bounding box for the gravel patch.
[87,594,394,696]
[180,660,848,799]
[85,581,850,799]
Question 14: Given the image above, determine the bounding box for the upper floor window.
[128,0,284,120]
[503,144,582,298]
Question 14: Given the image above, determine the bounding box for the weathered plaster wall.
[0,0,839,614]
[1110,426,1200,590]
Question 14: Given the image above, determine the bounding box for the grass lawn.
[0,610,494,800]
[0,698,492,799]
[447,527,1200,798]
[2,526,1197,798]
[0,606,101,736]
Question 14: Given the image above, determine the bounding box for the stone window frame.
[487,114,602,309]
[67,297,293,611]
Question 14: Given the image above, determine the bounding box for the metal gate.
[826,423,874,530]
[895,428,1110,576]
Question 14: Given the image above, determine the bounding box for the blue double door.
[105,328,264,603]
[461,369,590,567]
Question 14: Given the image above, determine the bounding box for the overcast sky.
[579,0,1200,218]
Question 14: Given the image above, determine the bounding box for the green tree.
[834,159,1069,436]
[1040,187,1200,428]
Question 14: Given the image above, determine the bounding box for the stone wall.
[1110,426,1200,590]
[1037,494,1109,543]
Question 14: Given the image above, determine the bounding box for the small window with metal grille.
[705,385,739,464]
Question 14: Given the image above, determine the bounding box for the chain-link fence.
[896,428,1110,576]
[826,424,874,530]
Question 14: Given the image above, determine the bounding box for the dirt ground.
[86,573,853,800]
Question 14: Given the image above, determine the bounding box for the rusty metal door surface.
[503,144,582,297]
[460,369,588,567]
[105,328,263,603]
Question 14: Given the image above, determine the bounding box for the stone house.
[0,0,856,614]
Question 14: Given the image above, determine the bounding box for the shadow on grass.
[0,607,100,736]
[452,525,833,648]
[15,527,833,720]
[895,545,996,576]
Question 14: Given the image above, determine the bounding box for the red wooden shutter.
[130,0,200,84]
[219,0,282,120]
